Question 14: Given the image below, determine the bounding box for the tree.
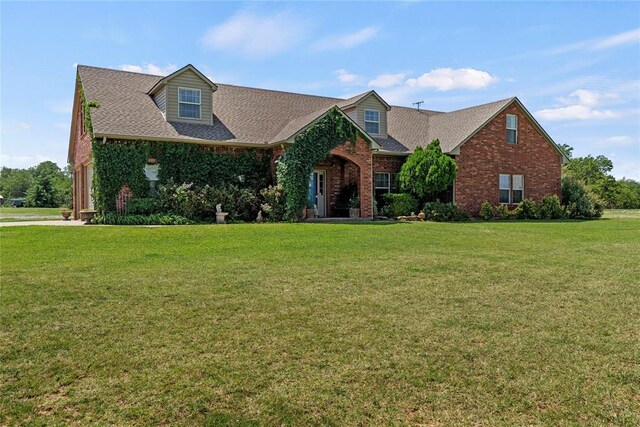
[0,167,33,199]
[25,174,59,207]
[564,154,613,186]
[558,143,573,160]
[398,139,458,203]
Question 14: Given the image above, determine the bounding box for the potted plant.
[80,209,97,224]
[349,196,360,218]
[60,208,72,221]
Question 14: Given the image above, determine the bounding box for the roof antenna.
[412,100,424,111]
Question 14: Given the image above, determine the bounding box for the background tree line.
[0,161,72,208]
[558,144,640,209]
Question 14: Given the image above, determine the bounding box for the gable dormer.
[148,64,217,125]
[339,91,391,138]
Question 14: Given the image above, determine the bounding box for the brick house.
[68,64,567,219]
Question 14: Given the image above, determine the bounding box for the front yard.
[1,218,639,425]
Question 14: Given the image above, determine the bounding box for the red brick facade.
[454,103,563,214]
[71,81,94,219]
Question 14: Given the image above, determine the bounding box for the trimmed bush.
[539,194,565,219]
[93,213,192,225]
[561,176,604,219]
[423,201,469,222]
[127,197,159,215]
[382,193,419,217]
[478,201,494,220]
[513,198,539,219]
[494,204,511,220]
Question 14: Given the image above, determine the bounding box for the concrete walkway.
[0,220,86,227]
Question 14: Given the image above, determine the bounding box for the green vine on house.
[91,139,271,213]
[276,107,360,220]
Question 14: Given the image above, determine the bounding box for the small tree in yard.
[25,174,58,207]
[398,139,458,204]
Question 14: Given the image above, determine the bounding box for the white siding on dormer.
[356,96,387,137]
[165,69,213,125]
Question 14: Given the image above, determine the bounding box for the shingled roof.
[75,65,534,156]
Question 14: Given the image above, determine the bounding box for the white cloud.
[369,72,406,88]
[549,28,640,55]
[592,28,640,50]
[200,10,308,58]
[536,89,620,121]
[119,63,177,76]
[333,69,363,85]
[406,68,498,91]
[312,26,379,51]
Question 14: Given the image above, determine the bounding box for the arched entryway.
[312,155,361,218]
[309,137,374,218]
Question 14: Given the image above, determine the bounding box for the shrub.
[93,213,192,225]
[423,201,469,222]
[259,185,287,222]
[155,181,258,222]
[127,197,160,215]
[561,175,604,219]
[212,185,258,222]
[381,193,418,217]
[513,198,539,219]
[494,204,511,220]
[478,201,494,220]
[539,194,565,219]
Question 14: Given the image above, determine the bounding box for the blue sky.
[1,1,639,179]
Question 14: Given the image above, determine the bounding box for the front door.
[308,170,326,217]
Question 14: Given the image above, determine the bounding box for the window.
[506,114,517,144]
[145,164,159,195]
[364,109,380,134]
[512,175,524,204]
[499,174,511,204]
[499,174,525,204]
[374,172,391,206]
[178,87,201,119]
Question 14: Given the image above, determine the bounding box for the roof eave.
[147,64,218,95]
[94,132,269,148]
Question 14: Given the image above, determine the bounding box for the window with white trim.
[145,164,159,195]
[364,109,380,134]
[499,174,511,204]
[178,87,201,119]
[506,114,518,144]
[512,174,524,204]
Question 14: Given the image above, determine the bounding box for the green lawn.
[1,219,639,426]
[0,207,67,222]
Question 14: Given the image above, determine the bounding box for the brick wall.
[454,103,563,214]
[329,136,374,218]
[72,81,94,219]
[372,155,405,174]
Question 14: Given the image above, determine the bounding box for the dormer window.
[364,109,380,134]
[178,87,201,119]
[506,114,518,144]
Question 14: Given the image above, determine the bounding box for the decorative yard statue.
[256,211,264,223]
[215,204,228,224]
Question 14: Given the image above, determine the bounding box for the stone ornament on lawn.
[215,204,228,224]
